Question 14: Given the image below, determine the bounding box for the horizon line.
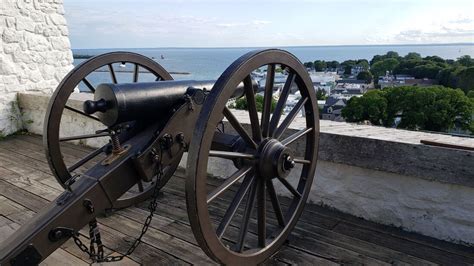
[72,42,474,50]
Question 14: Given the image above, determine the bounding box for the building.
[378,74,437,89]
[321,95,348,121]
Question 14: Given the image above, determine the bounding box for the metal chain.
[72,151,164,263]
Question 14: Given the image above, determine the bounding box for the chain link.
[73,151,164,263]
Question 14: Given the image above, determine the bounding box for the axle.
[84,79,257,126]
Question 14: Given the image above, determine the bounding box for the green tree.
[370,58,399,78]
[456,67,474,94]
[342,86,474,132]
[356,59,369,70]
[303,62,314,69]
[457,55,474,67]
[233,94,276,113]
[370,51,400,65]
[356,71,373,83]
[326,60,340,69]
[404,52,421,60]
[316,89,327,100]
[342,90,388,125]
[314,60,327,71]
[423,55,445,64]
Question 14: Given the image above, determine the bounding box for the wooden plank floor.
[1,134,473,265]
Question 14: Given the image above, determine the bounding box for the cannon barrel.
[84,79,257,126]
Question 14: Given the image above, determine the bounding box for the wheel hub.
[257,139,294,179]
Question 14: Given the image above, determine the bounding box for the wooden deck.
[0,134,473,265]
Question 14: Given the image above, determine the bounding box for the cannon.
[0,49,319,265]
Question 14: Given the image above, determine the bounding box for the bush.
[232,94,277,113]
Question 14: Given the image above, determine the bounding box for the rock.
[50,36,70,50]
[0,55,16,75]
[48,13,66,25]
[16,17,35,32]
[2,28,21,43]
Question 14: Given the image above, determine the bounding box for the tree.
[456,67,474,94]
[233,94,276,113]
[404,52,421,60]
[370,58,399,78]
[303,62,314,69]
[341,86,474,132]
[370,51,400,65]
[314,60,327,71]
[411,63,444,79]
[423,55,445,64]
[316,89,327,100]
[342,90,387,125]
[326,60,340,69]
[457,55,474,67]
[356,59,369,70]
[357,71,373,83]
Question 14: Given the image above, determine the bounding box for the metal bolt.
[54,230,63,240]
[83,199,95,214]
[283,155,295,170]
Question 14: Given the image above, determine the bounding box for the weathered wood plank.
[160,178,439,265]
[333,222,474,265]
[0,177,189,265]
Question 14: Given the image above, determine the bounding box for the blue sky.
[64,0,474,48]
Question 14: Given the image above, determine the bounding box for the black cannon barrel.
[84,79,255,126]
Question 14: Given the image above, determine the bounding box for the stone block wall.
[0,0,73,135]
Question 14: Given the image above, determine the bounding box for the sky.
[64,0,474,49]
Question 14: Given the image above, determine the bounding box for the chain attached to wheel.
[73,154,164,263]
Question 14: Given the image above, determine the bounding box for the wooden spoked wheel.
[186,49,319,264]
[44,52,176,209]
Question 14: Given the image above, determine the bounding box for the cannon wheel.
[186,49,319,264]
[44,52,176,209]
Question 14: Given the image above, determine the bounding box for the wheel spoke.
[261,64,275,137]
[208,150,255,160]
[244,76,262,142]
[67,145,107,172]
[269,72,295,137]
[277,177,301,198]
[273,97,308,140]
[257,177,266,247]
[133,63,139,82]
[137,179,144,192]
[108,64,117,84]
[266,179,285,227]
[60,132,111,142]
[223,107,258,149]
[216,174,255,239]
[82,78,95,93]
[235,180,257,252]
[64,105,101,122]
[281,128,312,146]
[294,158,311,164]
[207,166,253,204]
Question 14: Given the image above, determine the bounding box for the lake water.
[73,44,474,83]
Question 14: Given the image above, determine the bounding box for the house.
[333,82,368,96]
[379,74,437,89]
[321,95,348,121]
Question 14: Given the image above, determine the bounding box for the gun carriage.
[0,49,319,265]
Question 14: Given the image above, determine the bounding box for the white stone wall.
[0,0,73,135]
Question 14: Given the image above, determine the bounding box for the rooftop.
[1,134,473,265]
